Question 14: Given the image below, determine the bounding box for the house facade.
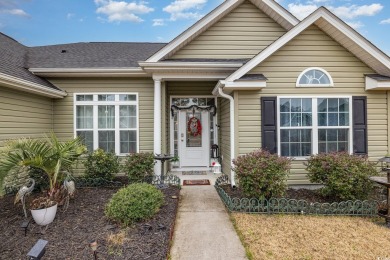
[1,0,390,186]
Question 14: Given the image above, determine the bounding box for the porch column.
[154,78,162,175]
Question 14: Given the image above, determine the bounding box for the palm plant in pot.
[0,133,86,225]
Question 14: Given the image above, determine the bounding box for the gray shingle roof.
[237,74,268,81]
[365,74,390,81]
[0,32,167,94]
[0,33,60,90]
[27,42,166,68]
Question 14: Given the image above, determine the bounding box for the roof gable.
[169,1,287,60]
[227,7,390,82]
[146,0,298,62]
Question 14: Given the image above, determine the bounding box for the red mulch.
[183,179,210,186]
[0,185,180,259]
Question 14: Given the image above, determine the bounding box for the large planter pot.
[31,204,58,226]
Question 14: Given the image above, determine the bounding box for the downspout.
[217,86,236,188]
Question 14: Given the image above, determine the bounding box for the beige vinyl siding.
[236,25,385,185]
[167,81,216,96]
[0,87,53,146]
[49,78,154,152]
[170,1,286,60]
[220,97,231,176]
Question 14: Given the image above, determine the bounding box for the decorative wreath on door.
[187,117,202,137]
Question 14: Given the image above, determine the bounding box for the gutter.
[29,67,148,78]
[214,81,236,188]
[0,73,66,98]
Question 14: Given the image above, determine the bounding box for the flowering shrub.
[306,152,378,200]
[123,152,155,183]
[233,149,291,199]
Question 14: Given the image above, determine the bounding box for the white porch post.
[153,78,162,175]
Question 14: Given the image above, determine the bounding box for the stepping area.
[170,185,247,260]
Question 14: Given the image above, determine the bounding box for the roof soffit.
[226,7,390,82]
[145,0,298,63]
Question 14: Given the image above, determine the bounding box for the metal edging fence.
[214,175,379,216]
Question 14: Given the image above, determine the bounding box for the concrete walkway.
[170,185,247,260]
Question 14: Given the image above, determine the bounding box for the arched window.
[296,67,333,87]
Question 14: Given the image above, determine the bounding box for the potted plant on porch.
[0,133,86,225]
[170,155,180,169]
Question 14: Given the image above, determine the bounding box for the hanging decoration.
[171,104,217,117]
[187,117,202,137]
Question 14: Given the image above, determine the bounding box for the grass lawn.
[232,213,390,260]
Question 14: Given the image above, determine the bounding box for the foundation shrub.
[306,152,378,200]
[105,183,164,226]
[123,152,155,183]
[83,149,120,180]
[233,149,291,199]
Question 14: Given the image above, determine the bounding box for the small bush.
[233,149,291,199]
[306,152,378,201]
[105,183,164,226]
[83,149,120,180]
[123,152,155,183]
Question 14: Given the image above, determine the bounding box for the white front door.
[179,110,209,167]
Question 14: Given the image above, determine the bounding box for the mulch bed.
[0,185,180,259]
[220,185,385,203]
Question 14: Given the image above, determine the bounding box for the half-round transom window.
[296,67,333,87]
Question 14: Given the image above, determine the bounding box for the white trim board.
[226,7,390,82]
[0,72,66,98]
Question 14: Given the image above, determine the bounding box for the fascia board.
[139,62,244,68]
[0,73,66,98]
[29,67,148,77]
[261,0,299,26]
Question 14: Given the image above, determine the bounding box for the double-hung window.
[278,97,352,157]
[74,93,138,154]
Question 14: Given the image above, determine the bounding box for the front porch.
[168,168,223,185]
[155,79,233,182]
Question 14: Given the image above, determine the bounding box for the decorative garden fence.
[215,175,379,216]
[4,174,181,195]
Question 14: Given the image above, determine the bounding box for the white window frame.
[74,93,139,155]
[296,67,334,87]
[277,96,353,159]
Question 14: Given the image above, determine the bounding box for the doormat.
[183,179,211,185]
[182,171,209,175]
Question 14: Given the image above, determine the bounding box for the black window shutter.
[352,96,367,155]
[261,97,277,154]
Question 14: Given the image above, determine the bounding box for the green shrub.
[83,149,120,180]
[306,152,378,201]
[29,166,49,191]
[123,152,155,183]
[233,149,291,199]
[105,183,164,226]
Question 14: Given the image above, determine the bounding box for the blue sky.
[0,0,389,55]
